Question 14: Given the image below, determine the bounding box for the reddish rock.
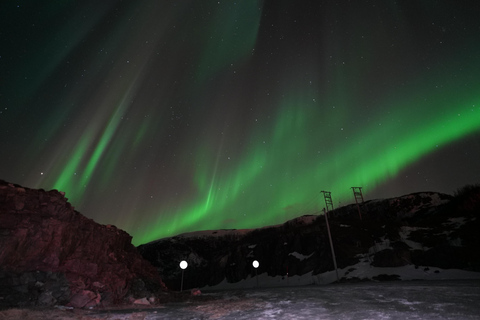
[68,290,101,308]
[133,297,150,305]
[0,180,166,307]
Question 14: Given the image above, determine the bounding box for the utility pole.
[321,191,339,282]
[351,187,364,220]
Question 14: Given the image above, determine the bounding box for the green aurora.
[134,81,480,244]
[1,1,479,245]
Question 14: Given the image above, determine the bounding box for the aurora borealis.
[1,1,479,245]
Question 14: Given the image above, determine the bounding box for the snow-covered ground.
[7,278,479,319]
[45,279,479,319]
[190,281,480,320]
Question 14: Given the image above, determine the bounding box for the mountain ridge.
[138,188,480,290]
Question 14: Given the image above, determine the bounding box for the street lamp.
[252,260,259,287]
[180,260,188,292]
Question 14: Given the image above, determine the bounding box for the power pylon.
[321,190,334,212]
[351,187,364,220]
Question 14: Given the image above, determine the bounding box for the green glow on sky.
[3,2,479,247]
[196,1,262,82]
[52,84,136,204]
[134,88,480,245]
[52,132,92,202]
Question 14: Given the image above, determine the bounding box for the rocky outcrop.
[139,189,480,290]
[0,180,166,309]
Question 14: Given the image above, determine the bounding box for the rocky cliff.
[139,188,480,290]
[0,180,166,309]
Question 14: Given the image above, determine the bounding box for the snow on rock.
[289,252,314,261]
[444,217,466,227]
[337,261,480,282]
[399,226,429,250]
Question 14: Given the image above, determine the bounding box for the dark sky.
[1,0,479,245]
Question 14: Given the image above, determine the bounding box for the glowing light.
[180,260,188,270]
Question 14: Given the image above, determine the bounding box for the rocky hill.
[138,187,480,290]
[0,180,166,309]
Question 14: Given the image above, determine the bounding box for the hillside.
[138,188,480,290]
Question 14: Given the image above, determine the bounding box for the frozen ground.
[152,280,480,319]
[3,280,479,319]
[149,280,480,319]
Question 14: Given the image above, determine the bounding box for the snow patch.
[444,217,466,228]
[288,252,314,261]
[202,262,480,291]
[399,226,429,250]
[368,238,392,255]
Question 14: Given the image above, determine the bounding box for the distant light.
[180,260,188,270]
[252,260,259,268]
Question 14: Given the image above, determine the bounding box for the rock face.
[0,180,166,309]
[139,188,480,290]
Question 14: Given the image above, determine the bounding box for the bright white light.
[252,260,259,268]
[180,260,188,269]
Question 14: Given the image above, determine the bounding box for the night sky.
[1,1,479,245]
